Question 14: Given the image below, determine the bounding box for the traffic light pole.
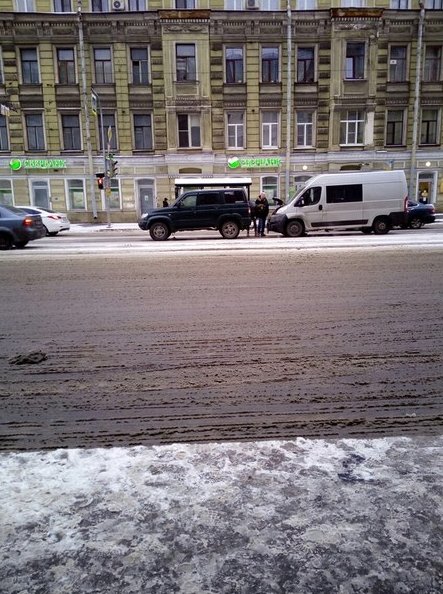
[92,89,112,228]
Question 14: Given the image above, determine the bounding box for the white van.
[268,170,408,237]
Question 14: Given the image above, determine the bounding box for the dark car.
[0,204,46,250]
[138,188,251,240]
[403,200,436,229]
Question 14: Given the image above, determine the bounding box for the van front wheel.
[373,217,390,235]
[286,220,305,238]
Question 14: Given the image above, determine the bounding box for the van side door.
[324,183,364,228]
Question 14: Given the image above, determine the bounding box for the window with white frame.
[131,48,149,84]
[67,179,86,210]
[296,0,316,8]
[386,110,405,146]
[0,180,13,206]
[54,0,72,11]
[424,46,442,82]
[389,46,407,82]
[296,111,314,147]
[0,115,8,151]
[420,109,439,145]
[178,114,201,148]
[94,48,113,84]
[176,44,196,82]
[345,42,365,80]
[108,179,121,210]
[297,46,315,83]
[390,0,409,7]
[133,114,153,150]
[98,113,117,150]
[176,0,195,7]
[31,180,50,209]
[226,112,244,149]
[57,48,76,84]
[425,0,443,8]
[225,0,243,8]
[20,48,40,84]
[261,47,279,83]
[262,112,279,148]
[262,176,278,203]
[340,110,364,145]
[128,0,147,8]
[92,0,109,11]
[341,0,365,6]
[61,113,81,150]
[16,0,35,10]
[25,113,45,150]
[225,47,244,83]
[261,0,280,9]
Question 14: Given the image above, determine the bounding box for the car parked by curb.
[16,206,71,236]
[403,200,436,229]
[0,204,46,249]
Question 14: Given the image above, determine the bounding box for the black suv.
[138,188,251,240]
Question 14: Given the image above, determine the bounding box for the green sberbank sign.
[228,156,282,170]
[10,158,66,171]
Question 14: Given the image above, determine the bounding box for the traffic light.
[95,173,105,190]
[109,155,118,178]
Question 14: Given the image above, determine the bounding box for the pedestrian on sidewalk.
[255,192,269,237]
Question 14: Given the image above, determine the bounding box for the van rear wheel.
[220,220,240,239]
[373,217,390,235]
[286,220,305,238]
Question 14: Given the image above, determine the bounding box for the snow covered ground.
[1,436,442,593]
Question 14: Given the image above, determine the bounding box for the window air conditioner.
[246,0,259,10]
[112,0,126,10]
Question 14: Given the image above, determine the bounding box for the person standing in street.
[255,192,269,237]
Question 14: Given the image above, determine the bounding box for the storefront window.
[261,176,278,204]
[0,180,13,206]
[67,179,85,210]
[109,179,121,210]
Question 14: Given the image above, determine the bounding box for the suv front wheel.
[149,221,170,241]
[219,220,240,239]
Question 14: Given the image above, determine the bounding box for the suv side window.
[224,190,247,204]
[197,192,222,206]
[180,194,197,208]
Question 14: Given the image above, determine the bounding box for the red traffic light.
[95,172,105,190]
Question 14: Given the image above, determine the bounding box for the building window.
[296,0,316,7]
[94,48,113,84]
[178,114,201,148]
[0,49,3,84]
[341,0,365,6]
[20,48,39,84]
[62,114,81,150]
[420,109,438,145]
[262,176,278,204]
[262,112,279,148]
[386,110,405,146]
[176,44,196,82]
[32,180,50,209]
[0,180,13,206]
[67,179,86,210]
[424,46,442,82]
[389,46,407,82]
[340,110,364,145]
[130,48,149,85]
[391,0,409,7]
[261,0,279,9]
[92,0,109,10]
[261,47,279,83]
[225,47,244,83]
[108,179,121,210]
[296,111,314,147]
[0,115,9,151]
[424,1,443,8]
[16,0,35,10]
[128,0,147,8]
[225,0,243,7]
[226,112,244,149]
[54,0,72,11]
[57,48,76,84]
[98,114,117,150]
[133,114,153,150]
[297,47,315,83]
[176,0,195,7]
[345,42,365,80]
[25,113,45,150]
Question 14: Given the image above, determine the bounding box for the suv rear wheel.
[219,220,240,239]
[149,222,170,241]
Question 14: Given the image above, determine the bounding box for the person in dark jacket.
[255,192,269,237]
[162,198,169,207]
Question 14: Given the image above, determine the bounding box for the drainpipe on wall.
[409,3,425,202]
[77,0,98,219]
[285,0,292,203]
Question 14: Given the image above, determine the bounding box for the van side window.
[297,186,321,206]
[197,192,221,206]
[224,190,246,204]
[326,184,363,203]
[180,194,197,208]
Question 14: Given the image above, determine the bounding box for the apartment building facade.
[0,0,442,222]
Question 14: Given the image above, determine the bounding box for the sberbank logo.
[228,156,282,169]
[10,158,67,171]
